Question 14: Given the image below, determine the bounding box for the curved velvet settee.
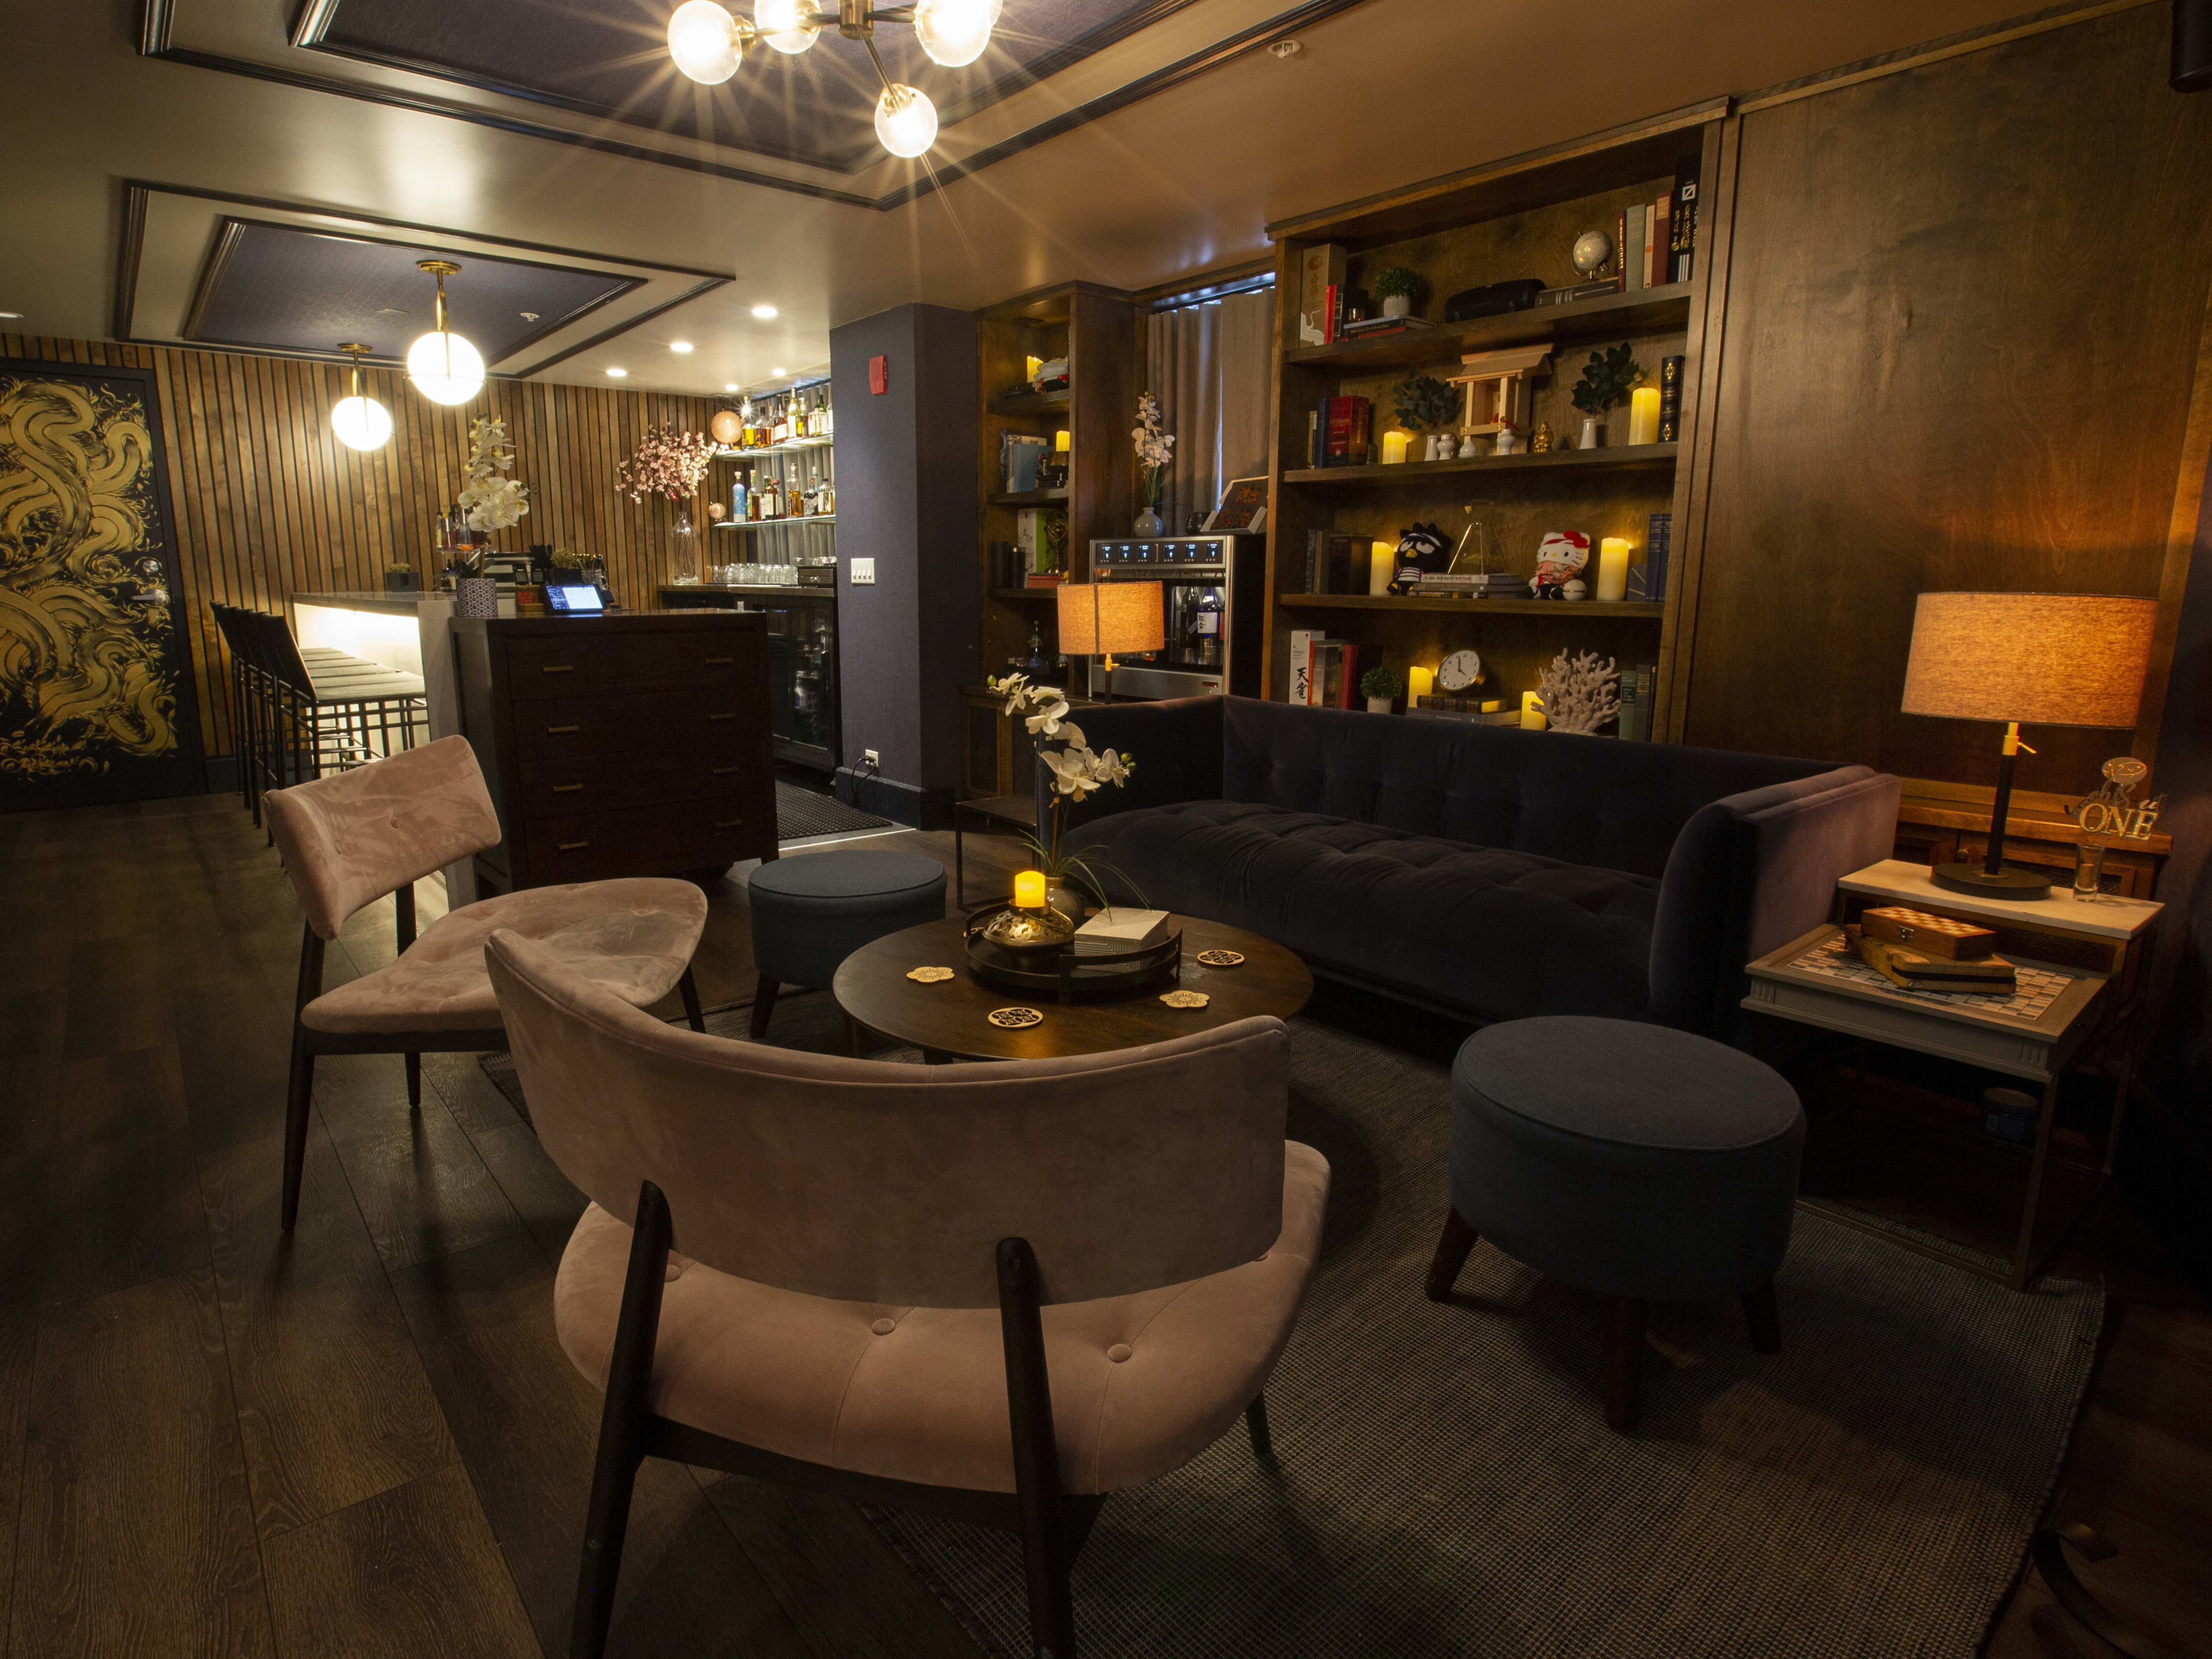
[1041,696,1902,1037]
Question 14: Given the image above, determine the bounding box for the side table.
[1745,860,2161,1293]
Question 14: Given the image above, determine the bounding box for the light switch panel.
[849,558,876,585]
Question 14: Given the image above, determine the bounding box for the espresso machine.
[1084,533,1266,699]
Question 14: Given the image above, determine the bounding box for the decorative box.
[1861,906,1997,960]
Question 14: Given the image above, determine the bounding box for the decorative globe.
[406,330,484,406]
[1571,229,1615,281]
[710,410,743,446]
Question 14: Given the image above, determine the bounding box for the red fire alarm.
[869,355,889,395]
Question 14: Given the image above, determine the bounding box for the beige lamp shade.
[1900,592,2156,728]
[1057,581,1164,655]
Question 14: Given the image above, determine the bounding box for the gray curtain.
[1145,287,1274,535]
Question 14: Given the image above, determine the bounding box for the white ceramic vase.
[1382,295,1412,318]
[1366,696,1393,715]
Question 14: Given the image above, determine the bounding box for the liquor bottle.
[819,383,833,437]
[730,479,747,521]
[1188,586,1225,669]
[787,484,802,517]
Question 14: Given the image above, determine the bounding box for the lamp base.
[1929,861,2053,901]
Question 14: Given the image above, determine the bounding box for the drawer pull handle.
[541,664,575,675]
[552,783,584,794]
[711,766,738,775]
[558,840,590,851]
[547,724,581,734]
[705,656,733,665]
[708,712,737,722]
[713,820,743,830]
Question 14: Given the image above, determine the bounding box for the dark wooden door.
[1,359,204,808]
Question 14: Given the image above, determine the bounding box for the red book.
[1336,642,1359,709]
[1322,283,1340,344]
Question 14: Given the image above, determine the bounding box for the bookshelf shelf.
[713,515,836,528]
[1279,593,1665,618]
[1284,286,1693,373]
[988,388,1071,416]
[988,586,1064,601]
[1284,444,1676,487]
[989,487,1071,507]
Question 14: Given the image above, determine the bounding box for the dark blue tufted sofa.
[1040,697,1902,1037]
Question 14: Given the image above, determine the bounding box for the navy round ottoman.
[747,850,945,1041]
[1424,1015,1805,1432]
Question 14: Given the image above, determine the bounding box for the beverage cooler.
[1084,534,1266,699]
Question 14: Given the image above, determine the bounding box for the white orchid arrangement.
[991,672,1144,907]
[458,416,529,532]
[1132,392,1174,509]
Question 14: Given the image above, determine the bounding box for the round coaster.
[906,965,955,983]
[1159,990,1210,1009]
[987,1007,1043,1029]
[1194,949,1245,968]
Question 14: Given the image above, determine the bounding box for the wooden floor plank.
[201,1124,459,1542]
[259,1461,537,1659]
[387,1232,812,1659]
[9,1269,274,1657]
[0,1298,37,1646]
[468,1119,589,1267]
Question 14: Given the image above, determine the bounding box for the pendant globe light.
[405,259,485,407]
[329,343,393,452]
[666,0,995,157]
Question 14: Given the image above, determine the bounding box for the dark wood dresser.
[452,612,777,891]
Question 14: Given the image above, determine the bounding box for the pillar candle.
[1025,355,1043,383]
[1014,870,1047,908]
[1521,691,1547,730]
[1370,540,1395,595]
[1054,429,1071,453]
[1627,385,1661,446]
[1407,665,1435,702]
[1381,428,1412,465]
[1597,537,1632,603]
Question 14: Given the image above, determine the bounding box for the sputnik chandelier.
[665,0,1004,157]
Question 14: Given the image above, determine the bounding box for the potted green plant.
[1569,343,1645,449]
[1360,662,1399,715]
[1372,266,1422,319]
[1394,374,1460,460]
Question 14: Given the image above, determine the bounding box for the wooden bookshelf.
[1260,105,1733,737]
[988,388,1071,416]
[988,487,1070,507]
[1283,443,1675,488]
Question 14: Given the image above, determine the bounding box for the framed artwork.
[1202,476,1268,533]
[1,358,204,809]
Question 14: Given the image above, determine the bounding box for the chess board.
[1786,932,2070,1020]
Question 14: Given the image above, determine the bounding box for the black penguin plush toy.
[1385,522,1453,596]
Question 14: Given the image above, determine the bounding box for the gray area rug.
[483,995,2103,1658]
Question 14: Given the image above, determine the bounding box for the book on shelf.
[1657,354,1685,442]
[999,431,1048,494]
[1288,627,1318,704]
[1624,203,1646,294]
[1023,572,1067,588]
[1340,315,1438,338]
[1299,243,1347,346]
[1408,705,1522,726]
[1613,662,1658,741]
[1321,395,1372,466]
[1313,638,1359,709]
[1645,513,1672,602]
[1532,278,1623,309]
[1673,158,1699,283]
[1304,531,1365,593]
[1653,194,1671,289]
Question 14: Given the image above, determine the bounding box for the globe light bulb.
[331,394,393,452]
[755,0,819,54]
[406,330,486,406]
[668,0,743,82]
[874,84,938,157]
[914,0,994,67]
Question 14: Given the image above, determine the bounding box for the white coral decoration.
[457,416,530,531]
[1536,649,1621,736]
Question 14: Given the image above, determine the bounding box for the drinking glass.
[2073,836,2107,900]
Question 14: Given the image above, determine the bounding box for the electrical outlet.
[862,749,881,769]
[849,558,876,585]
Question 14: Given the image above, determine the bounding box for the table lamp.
[1900,592,2157,899]
[1056,580,1164,687]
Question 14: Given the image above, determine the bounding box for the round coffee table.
[833,914,1312,1063]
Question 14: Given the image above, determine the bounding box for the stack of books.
[1303,396,1373,467]
[1629,515,1671,602]
[1287,628,1359,708]
[1339,315,1437,343]
[1415,571,1521,597]
[1616,662,1660,740]
[1410,697,1520,726]
[1615,160,1700,291]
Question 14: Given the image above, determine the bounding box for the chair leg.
[404,1053,422,1110]
[748,974,779,1041]
[1741,1281,1783,1355]
[999,1238,1078,1659]
[1425,1207,1479,1301]
[571,1181,673,1659]
[1604,1296,1647,1435]
[1244,1392,1274,1463]
[677,967,706,1033]
[281,1032,315,1233]
[845,1013,865,1058]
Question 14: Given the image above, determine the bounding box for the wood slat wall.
[2,334,715,759]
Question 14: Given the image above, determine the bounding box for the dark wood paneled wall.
[1677,2,2212,793]
[1,333,714,759]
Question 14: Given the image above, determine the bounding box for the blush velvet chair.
[261,735,710,1232]
[483,927,1331,1659]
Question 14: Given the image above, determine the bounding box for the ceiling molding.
[114,181,732,376]
[139,0,1375,210]
[179,218,245,343]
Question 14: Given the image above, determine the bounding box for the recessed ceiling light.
[605,367,628,378]
[724,382,738,391]
[752,304,778,320]
[669,340,694,354]
[772,367,787,376]
[0,310,22,320]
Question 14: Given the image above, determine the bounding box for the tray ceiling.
[302,0,1191,173]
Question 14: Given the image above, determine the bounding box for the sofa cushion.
[1076,800,1658,1022]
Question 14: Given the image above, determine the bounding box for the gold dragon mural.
[0,372,181,781]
